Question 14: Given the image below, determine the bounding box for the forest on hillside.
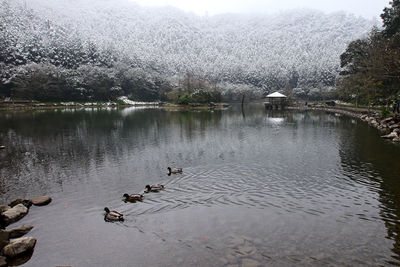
[0,0,374,102]
[338,0,400,108]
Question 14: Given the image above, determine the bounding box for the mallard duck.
[167,167,182,175]
[104,207,124,221]
[144,184,165,193]
[123,193,144,202]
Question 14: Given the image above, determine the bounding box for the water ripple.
[118,160,382,221]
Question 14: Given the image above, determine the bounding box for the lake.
[1,104,400,266]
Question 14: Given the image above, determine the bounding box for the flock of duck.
[104,167,182,222]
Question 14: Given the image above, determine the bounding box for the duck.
[144,184,165,193]
[167,167,182,175]
[104,207,124,221]
[123,193,144,202]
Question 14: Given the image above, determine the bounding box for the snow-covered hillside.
[0,0,376,100]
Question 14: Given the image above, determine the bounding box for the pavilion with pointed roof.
[264,91,287,109]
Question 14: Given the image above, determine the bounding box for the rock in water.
[2,237,36,258]
[1,204,28,225]
[0,206,9,213]
[390,123,400,130]
[0,230,9,242]
[6,226,34,238]
[0,230,9,251]
[382,132,399,139]
[31,196,52,206]
[382,117,394,124]
[5,250,33,266]
[0,240,8,253]
[8,199,32,208]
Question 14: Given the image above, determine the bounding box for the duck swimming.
[123,193,144,202]
[104,207,124,221]
[145,184,165,193]
[167,167,182,175]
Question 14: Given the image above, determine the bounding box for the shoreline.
[160,102,230,111]
[289,105,400,143]
[288,105,372,117]
[0,104,127,111]
[0,102,230,111]
[0,102,154,111]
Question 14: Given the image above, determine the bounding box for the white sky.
[130,0,389,19]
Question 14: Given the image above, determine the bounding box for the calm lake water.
[1,104,400,266]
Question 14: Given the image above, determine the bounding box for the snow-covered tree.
[0,0,375,101]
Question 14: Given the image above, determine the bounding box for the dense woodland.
[0,0,375,102]
[339,1,400,107]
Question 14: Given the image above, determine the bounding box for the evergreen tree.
[382,0,400,36]
[339,2,400,107]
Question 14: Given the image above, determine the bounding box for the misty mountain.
[0,0,375,101]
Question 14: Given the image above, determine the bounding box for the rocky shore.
[0,196,51,266]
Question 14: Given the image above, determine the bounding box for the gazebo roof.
[267,92,287,98]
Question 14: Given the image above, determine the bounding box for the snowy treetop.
[1,0,376,96]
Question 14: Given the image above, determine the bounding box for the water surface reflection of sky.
[0,105,399,266]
